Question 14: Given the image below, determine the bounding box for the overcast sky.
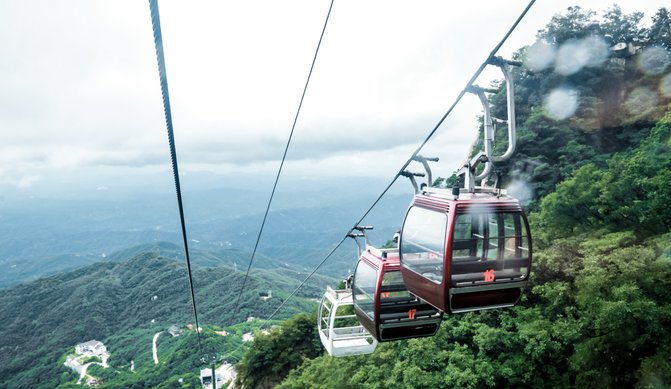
[0,0,667,193]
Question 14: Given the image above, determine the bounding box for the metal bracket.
[411,155,439,188]
[400,171,425,194]
[349,225,373,255]
[462,57,519,189]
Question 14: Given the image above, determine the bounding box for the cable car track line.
[232,0,336,319]
[263,0,536,323]
[399,0,536,180]
[266,236,348,322]
[148,0,204,357]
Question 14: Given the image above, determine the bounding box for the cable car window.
[380,271,412,300]
[451,211,530,286]
[400,206,447,284]
[487,214,499,260]
[453,215,474,259]
[503,213,519,259]
[333,304,359,328]
[353,261,378,319]
[319,298,332,339]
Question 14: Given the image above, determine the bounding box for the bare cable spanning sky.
[0,1,666,192]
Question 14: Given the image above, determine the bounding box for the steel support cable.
[221,235,347,360]
[263,0,537,324]
[232,0,336,319]
[148,0,204,356]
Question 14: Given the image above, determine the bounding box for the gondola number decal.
[484,269,495,282]
[408,309,417,319]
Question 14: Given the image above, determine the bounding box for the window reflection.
[353,261,377,319]
[451,212,530,286]
[400,207,447,284]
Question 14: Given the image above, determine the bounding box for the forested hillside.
[237,6,671,388]
[0,251,329,388]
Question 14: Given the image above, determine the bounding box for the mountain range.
[0,248,332,388]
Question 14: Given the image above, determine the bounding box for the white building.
[75,340,107,357]
[168,325,183,337]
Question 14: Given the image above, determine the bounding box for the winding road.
[153,331,162,365]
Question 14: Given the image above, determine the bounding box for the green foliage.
[4,5,671,389]
[537,113,671,242]
[649,8,671,49]
[569,235,671,387]
[276,230,671,388]
[472,7,671,205]
[270,9,671,388]
[87,363,106,377]
[80,355,102,365]
[236,313,322,388]
[0,253,321,388]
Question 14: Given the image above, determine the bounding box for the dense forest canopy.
[238,5,671,389]
[484,5,671,203]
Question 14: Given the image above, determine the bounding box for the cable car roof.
[412,187,524,213]
[359,248,401,271]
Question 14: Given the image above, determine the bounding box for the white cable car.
[318,286,377,357]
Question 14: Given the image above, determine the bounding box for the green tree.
[648,7,671,48]
[236,313,321,388]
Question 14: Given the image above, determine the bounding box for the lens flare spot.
[660,73,671,98]
[526,40,556,72]
[555,40,588,75]
[554,36,609,75]
[582,36,609,67]
[544,88,579,120]
[624,87,659,115]
[638,47,670,75]
[506,180,534,206]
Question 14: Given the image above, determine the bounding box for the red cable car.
[398,58,531,313]
[399,187,532,313]
[352,242,443,342]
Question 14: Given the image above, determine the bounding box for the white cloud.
[17,175,41,188]
[0,0,667,184]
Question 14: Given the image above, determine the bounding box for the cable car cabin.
[318,286,377,357]
[352,247,443,342]
[399,188,532,313]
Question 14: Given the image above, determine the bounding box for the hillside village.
[64,340,109,387]
[62,324,246,388]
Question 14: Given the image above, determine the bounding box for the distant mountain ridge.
[0,187,412,288]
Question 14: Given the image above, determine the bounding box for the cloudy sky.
[0,0,667,192]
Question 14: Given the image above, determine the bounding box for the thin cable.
[266,236,348,321]
[148,0,204,356]
[263,0,537,323]
[221,0,536,359]
[221,235,347,360]
[232,0,336,318]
